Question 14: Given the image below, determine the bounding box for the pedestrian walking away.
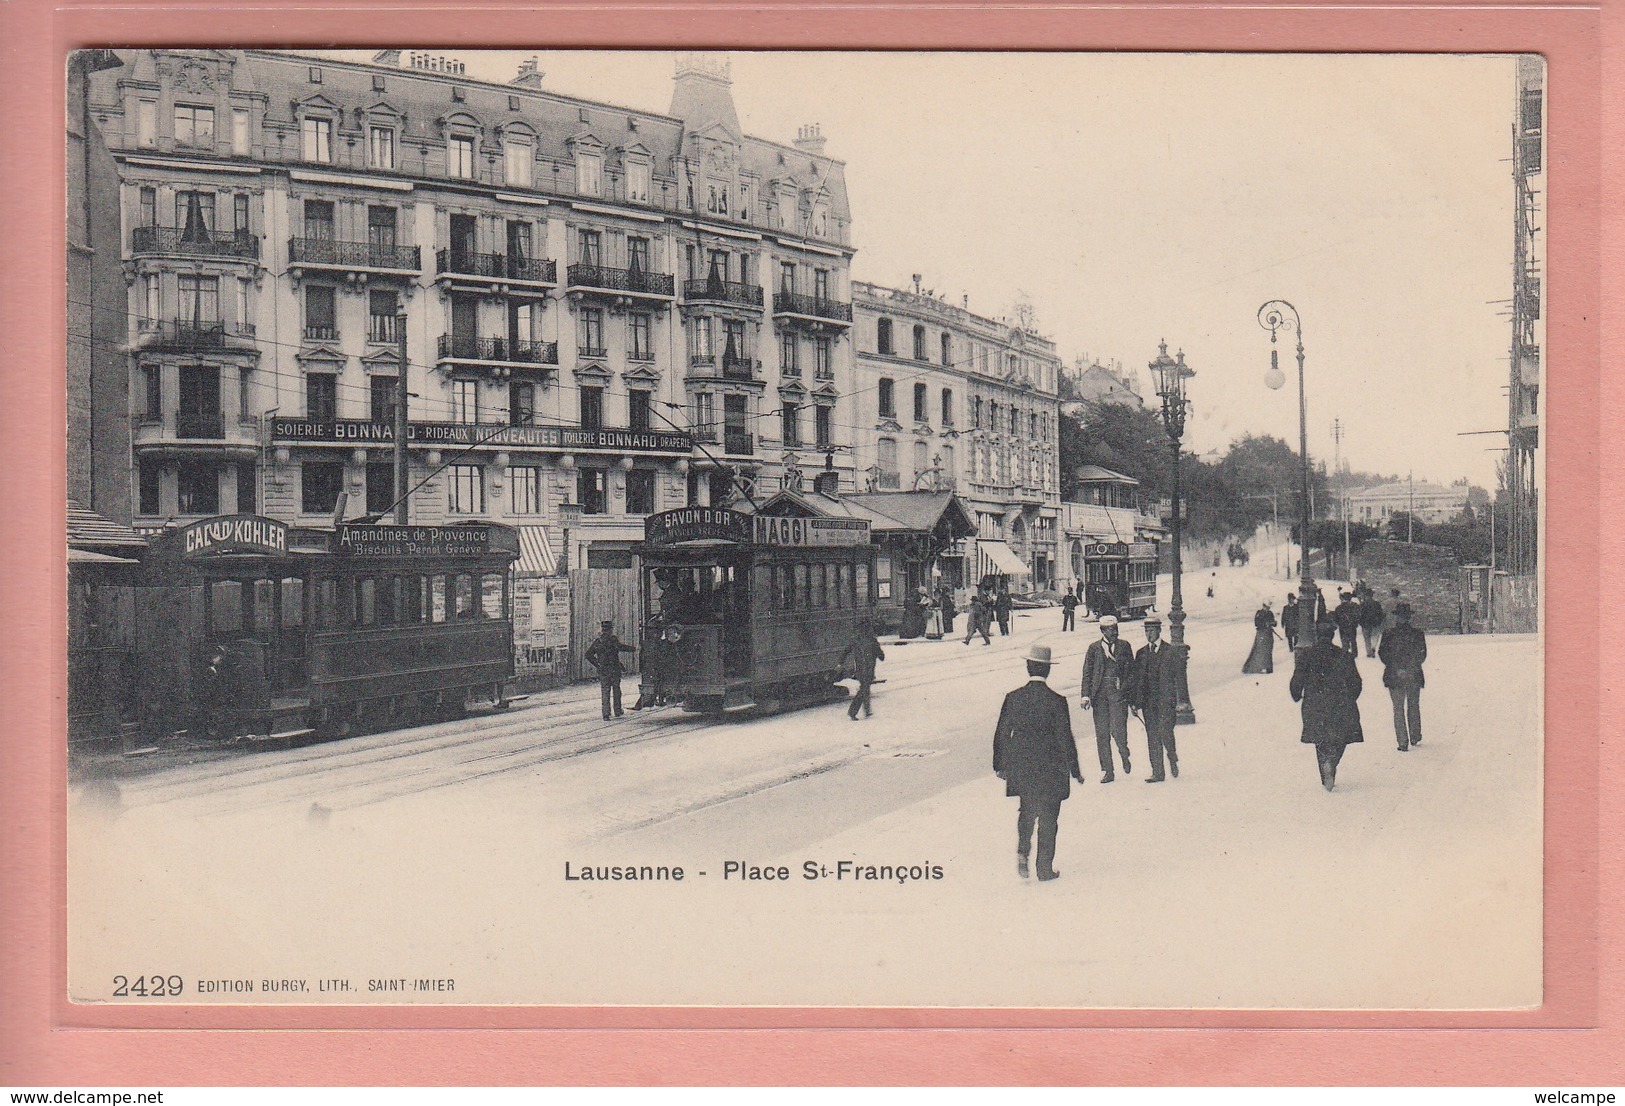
[992,644,1083,881]
[842,618,886,720]
[963,592,992,646]
[1131,611,1181,782]
[1377,601,1428,750]
[1333,591,1362,655]
[1243,600,1277,674]
[1282,593,1301,651]
[632,613,670,710]
[937,585,957,637]
[1060,590,1079,632]
[1290,621,1364,791]
[1358,590,1386,658]
[1080,615,1135,782]
[584,620,636,720]
[994,589,1013,636]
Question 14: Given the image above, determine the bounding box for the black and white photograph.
[66,47,1544,1008]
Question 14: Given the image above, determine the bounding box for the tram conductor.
[585,620,636,720]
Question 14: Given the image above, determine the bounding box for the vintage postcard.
[65,47,1544,1010]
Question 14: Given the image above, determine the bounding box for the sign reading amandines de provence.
[272,418,691,454]
[333,523,493,558]
[644,508,871,547]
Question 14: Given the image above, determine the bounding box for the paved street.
[69,557,1540,1009]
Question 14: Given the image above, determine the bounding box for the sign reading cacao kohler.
[334,523,493,558]
[272,418,690,454]
[180,514,289,558]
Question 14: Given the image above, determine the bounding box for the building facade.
[86,48,858,562]
[850,282,1063,590]
[1346,481,1469,527]
[1065,356,1143,408]
[86,48,859,679]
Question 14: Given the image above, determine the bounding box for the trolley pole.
[393,313,410,525]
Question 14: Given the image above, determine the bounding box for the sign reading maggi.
[644,509,870,547]
[181,515,289,558]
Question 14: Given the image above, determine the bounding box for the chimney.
[814,471,840,496]
[510,56,544,89]
[911,273,922,294]
[793,123,827,155]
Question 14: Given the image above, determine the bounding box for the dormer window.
[174,104,215,149]
[576,151,602,196]
[301,116,332,163]
[626,160,651,203]
[777,185,795,231]
[368,125,396,170]
[812,203,829,237]
[448,134,476,179]
[504,134,533,188]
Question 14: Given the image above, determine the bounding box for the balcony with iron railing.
[772,290,854,329]
[132,411,260,454]
[566,262,675,301]
[436,334,559,367]
[681,278,764,309]
[139,318,258,352]
[131,226,260,261]
[435,249,557,288]
[723,429,755,456]
[687,353,761,382]
[288,237,421,274]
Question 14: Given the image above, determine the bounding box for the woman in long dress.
[1242,601,1277,674]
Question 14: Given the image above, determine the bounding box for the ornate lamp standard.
[1258,300,1318,649]
[1150,340,1196,725]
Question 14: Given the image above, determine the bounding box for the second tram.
[1081,540,1160,618]
[636,507,877,712]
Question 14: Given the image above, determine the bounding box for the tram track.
[107,615,1234,830]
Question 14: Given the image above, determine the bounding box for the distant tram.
[136,514,518,740]
[1082,541,1160,618]
[636,507,878,713]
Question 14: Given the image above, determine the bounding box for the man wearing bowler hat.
[1131,611,1181,782]
[1081,615,1135,782]
[993,644,1083,881]
[1378,601,1428,751]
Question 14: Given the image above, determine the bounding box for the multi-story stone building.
[87,48,857,671]
[850,281,1063,590]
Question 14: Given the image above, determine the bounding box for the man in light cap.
[1081,614,1135,782]
[993,643,1083,881]
[1130,612,1181,782]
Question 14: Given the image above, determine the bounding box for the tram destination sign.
[645,508,871,547]
[1086,542,1130,558]
[334,523,492,558]
[180,514,289,558]
[272,417,690,454]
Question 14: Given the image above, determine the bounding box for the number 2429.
[113,975,184,997]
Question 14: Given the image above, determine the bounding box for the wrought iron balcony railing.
[721,356,760,381]
[437,334,559,364]
[288,237,421,271]
[772,291,853,322]
[682,278,764,308]
[723,429,755,456]
[566,263,675,297]
[143,319,256,350]
[436,249,557,284]
[692,426,719,444]
[175,410,225,440]
[132,226,260,260]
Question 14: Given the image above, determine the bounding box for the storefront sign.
[181,514,289,558]
[334,523,493,558]
[272,418,690,453]
[752,515,870,547]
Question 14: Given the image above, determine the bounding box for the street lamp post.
[1150,340,1196,725]
[1258,300,1318,649]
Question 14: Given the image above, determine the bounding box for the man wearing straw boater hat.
[992,643,1083,882]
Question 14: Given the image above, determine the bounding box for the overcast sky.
[322,50,1522,488]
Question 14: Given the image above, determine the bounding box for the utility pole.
[1407,469,1415,543]
[1333,419,1350,582]
[393,313,410,524]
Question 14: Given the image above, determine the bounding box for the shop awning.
[516,526,557,575]
[69,548,141,565]
[979,539,1030,575]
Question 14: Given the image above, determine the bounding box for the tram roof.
[754,489,976,540]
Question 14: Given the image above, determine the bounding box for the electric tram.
[135,514,519,740]
[636,507,878,713]
[1081,540,1160,618]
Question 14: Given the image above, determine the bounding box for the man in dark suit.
[993,644,1083,881]
[583,620,635,720]
[1080,615,1134,782]
[1332,591,1362,655]
[1130,611,1181,783]
[1290,620,1364,790]
[841,618,886,721]
[1377,601,1428,750]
